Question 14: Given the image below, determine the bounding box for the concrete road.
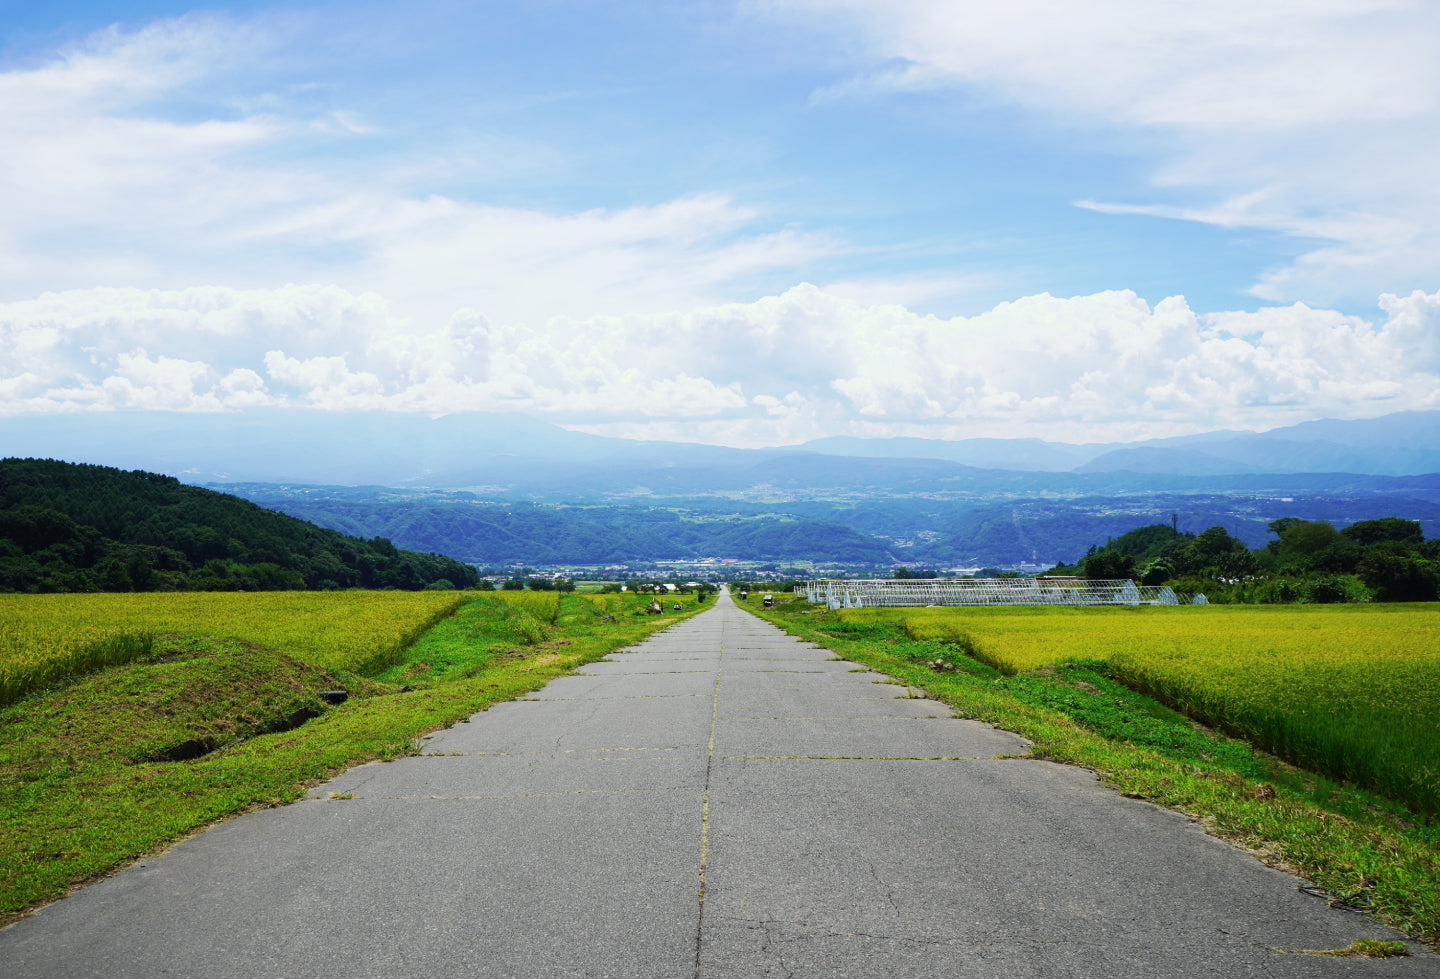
[2,591,1433,977]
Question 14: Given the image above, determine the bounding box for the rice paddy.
[0,591,464,705]
[842,602,1440,816]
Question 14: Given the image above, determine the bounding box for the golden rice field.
[0,591,464,705]
[846,603,1440,815]
[493,589,561,624]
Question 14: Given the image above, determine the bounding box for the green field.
[0,589,702,921]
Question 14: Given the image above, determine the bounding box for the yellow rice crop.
[0,591,463,704]
[847,603,1440,814]
[494,590,561,624]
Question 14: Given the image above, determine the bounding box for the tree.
[1266,519,1338,561]
[1358,550,1439,602]
[1139,558,1174,586]
[1083,551,1135,580]
[1341,517,1424,548]
[1215,549,1260,582]
[1190,526,1245,566]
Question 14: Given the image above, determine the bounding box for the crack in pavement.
[694,608,727,978]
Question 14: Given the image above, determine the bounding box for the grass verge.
[745,596,1440,946]
[0,591,707,923]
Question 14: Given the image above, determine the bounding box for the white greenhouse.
[796,578,1206,609]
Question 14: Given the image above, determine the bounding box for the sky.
[1,0,1438,447]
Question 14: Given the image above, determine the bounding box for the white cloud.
[0,16,835,326]
[320,192,838,326]
[2,10,1435,448]
[785,0,1436,129]
[0,16,301,283]
[769,0,1440,305]
[3,282,1436,445]
[820,272,996,311]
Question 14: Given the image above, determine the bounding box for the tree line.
[1052,516,1438,602]
[0,459,478,593]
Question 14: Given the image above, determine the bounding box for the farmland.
[0,591,464,706]
[854,603,1440,816]
[0,589,703,919]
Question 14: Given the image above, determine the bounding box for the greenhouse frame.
[797,578,1207,609]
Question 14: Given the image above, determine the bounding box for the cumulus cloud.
[769,0,1440,305]
[3,282,1436,444]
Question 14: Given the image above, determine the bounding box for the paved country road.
[2,591,1434,977]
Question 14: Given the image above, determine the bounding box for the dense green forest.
[1052,517,1440,602]
[0,459,478,593]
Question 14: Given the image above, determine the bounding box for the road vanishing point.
[2,590,1434,977]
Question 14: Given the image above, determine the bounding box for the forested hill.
[0,459,478,593]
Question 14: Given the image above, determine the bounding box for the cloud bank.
[1,9,1436,449]
[4,282,1436,445]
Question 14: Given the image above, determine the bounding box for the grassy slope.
[739,594,1439,946]
[0,591,708,922]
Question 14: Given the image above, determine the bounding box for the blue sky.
[1,1,1437,446]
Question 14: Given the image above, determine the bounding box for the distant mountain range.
[800,412,1440,477]
[5,408,1437,567]
[218,483,1440,570]
[4,410,1439,498]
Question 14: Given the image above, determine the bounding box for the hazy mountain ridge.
[4,409,1438,493]
[804,412,1440,477]
[5,408,1438,567]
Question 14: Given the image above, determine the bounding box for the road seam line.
[694,604,725,977]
